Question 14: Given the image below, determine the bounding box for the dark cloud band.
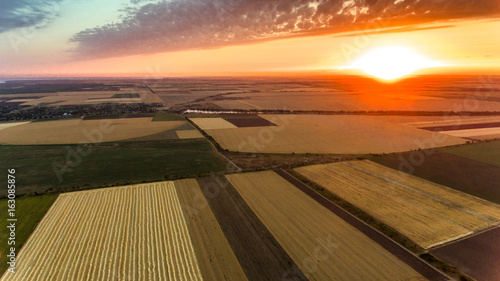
[0,0,62,33]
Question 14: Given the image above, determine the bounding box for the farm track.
[196,176,307,281]
[274,169,451,281]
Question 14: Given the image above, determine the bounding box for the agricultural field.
[438,140,500,167]
[190,117,237,130]
[0,122,30,131]
[0,118,186,145]
[414,117,500,140]
[176,130,204,139]
[174,179,248,281]
[295,160,500,249]
[0,139,233,195]
[196,90,500,112]
[191,114,466,154]
[226,171,428,280]
[431,227,500,281]
[0,182,204,281]
[371,150,500,204]
[184,75,500,112]
[0,194,59,274]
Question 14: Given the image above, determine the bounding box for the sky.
[0,0,499,78]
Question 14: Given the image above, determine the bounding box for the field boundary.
[275,169,451,281]
[185,117,242,172]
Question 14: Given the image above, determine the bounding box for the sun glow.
[341,46,444,80]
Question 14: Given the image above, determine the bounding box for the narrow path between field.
[275,169,452,281]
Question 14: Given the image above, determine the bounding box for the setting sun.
[342,47,444,80]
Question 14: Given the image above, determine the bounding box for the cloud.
[70,0,500,59]
[0,0,62,33]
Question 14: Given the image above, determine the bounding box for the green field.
[438,141,500,167]
[111,93,140,98]
[151,112,186,121]
[0,139,233,196]
[0,194,59,273]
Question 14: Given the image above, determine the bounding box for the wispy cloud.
[70,0,500,59]
[0,0,62,33]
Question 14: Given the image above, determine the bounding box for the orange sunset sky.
[0,0,499,78]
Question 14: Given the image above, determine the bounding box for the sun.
[341,46,444,81]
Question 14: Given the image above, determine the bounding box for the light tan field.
[296,160,500,248]
[0,122,30,131]
[403,116,500,127]
[6,99,36,102]
[0,118,186,144]
[196,115,466,154]
[1,182,203,281]
[174,179,248,281]
[17,91,126,106]
[190,118,237,130]
[226,171,425,280]
[176,130,204,139]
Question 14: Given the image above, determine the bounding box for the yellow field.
[190,118,237,130]
[226,171,425,280]
[1,182,203,281]
[176,130,204,139]
[0,122,30,131]
[174,179,247,281]
[19,91,124,106]
[0,118,186,145]
[296,160,500,248]
[198,115,466,154]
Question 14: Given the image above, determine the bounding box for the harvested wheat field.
[176,130,204,139]
[190,118,237,130]
[174,179,247,281]
[296,160,500,248]
[0,118,186,144]
[226,171,426,280]
[0,182,203,281]
[195,115,466,154]
[0,122,30,131]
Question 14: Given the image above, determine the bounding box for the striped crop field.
[1,182,203,281]
[226,171,426,280]
[296,160,500,249]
